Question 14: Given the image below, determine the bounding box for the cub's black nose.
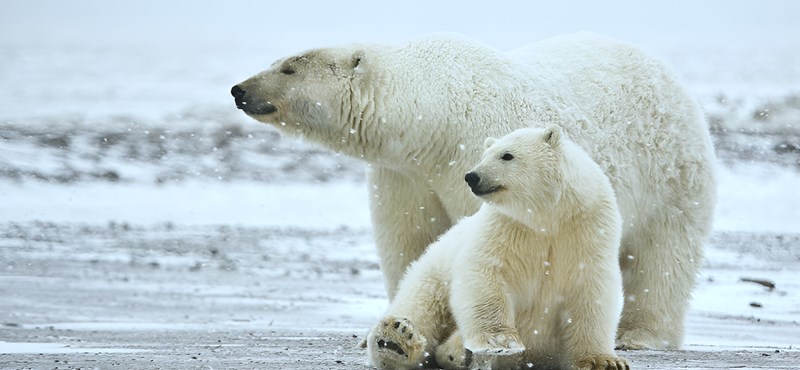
[465,172,481,189]
[231,85,245,99]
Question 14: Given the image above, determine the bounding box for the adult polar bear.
[231,32,717,349]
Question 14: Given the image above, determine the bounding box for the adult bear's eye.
[281,68,296,75]
[501,153,514,161]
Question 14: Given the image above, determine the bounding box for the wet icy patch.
[0,181,370,228]
[0,341,147,354]
[714,164,800,234]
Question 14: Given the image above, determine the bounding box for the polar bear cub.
[367,125,628,370]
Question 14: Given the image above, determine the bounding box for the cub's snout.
[465,171,502,196]
[465,172,481,190]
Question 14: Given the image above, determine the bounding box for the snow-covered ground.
[1,1,799,368]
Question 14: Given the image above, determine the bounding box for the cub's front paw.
[574,354,629,370]
[468,331,524,355]
[466,332,525,370]
[367,316,429,369]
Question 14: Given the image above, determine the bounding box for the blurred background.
[2,0,798,119]
[1,0,798,228]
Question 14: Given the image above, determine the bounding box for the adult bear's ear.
[484,137,497,150]
[351,50,366,71]
[543,124,562,147]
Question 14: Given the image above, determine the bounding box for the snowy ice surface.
[714,164,800,233]
[0,341,147,354]
[0,181,371,229]
[0,164,797,233]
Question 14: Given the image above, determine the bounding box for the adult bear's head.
[231,46,380,151]
[231,35,511,166]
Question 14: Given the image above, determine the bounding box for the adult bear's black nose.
[231,84,247,110]
[231,85,246,99]
[465,172,481,189]
[230,84,277,115]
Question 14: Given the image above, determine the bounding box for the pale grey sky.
[1,0,797,51]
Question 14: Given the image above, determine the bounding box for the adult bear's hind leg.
[616,212,707,350]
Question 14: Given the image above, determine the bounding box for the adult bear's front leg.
[368,167,452,299]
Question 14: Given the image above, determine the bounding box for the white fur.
[367,127,627,369]
[235,32,717,349]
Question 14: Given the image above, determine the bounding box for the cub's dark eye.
[353,57,362,69]
[281,68,295,75]
[501,153,514,161]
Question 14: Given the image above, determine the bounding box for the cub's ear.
[483,137,497,150]
[543,124,563,147]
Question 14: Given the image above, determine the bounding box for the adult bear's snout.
[231,84,277,115]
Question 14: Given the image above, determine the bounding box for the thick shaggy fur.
[233,32,717,349]
[367,126,627,370]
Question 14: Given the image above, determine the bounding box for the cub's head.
[465,125,566,211]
